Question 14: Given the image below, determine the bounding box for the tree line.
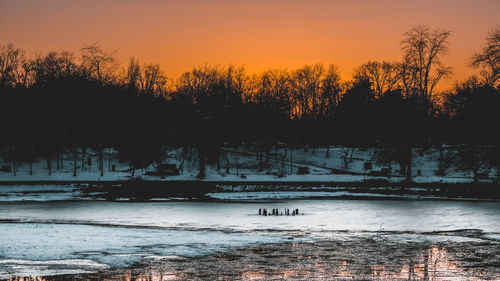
[0,25,498,177]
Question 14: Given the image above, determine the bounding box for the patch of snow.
[1,146,496,184]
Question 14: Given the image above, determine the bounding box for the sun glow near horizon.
[1,0,499,90]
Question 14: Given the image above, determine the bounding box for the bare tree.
[142,63,167,96]
[398,26,453,105]
[176,65,246,115]
[254,69,293,117]
[353,61,399,97]
[0,44,25,87]
[81,43,118,86]
[19,56,36,88]
[177,65,224,108]
[31,51,79,88]
[125,57,141,90]
[288,64,344,120]
[319,64,343,119]
[471,26,500,87]
[223,65,250,106]
[292,64,325,119]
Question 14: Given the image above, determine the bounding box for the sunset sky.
[1,0,498,89]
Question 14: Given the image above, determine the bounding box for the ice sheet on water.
[1,199,499,278]
[1,200,499,233]
[0,222,286,278]
[483,233,500,240]
[0,259,107,279]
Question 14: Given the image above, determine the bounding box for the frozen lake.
[0,191,499,279]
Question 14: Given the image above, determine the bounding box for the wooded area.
[1,26,499,178]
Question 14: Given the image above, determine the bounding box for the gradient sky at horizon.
[1,0,498,89]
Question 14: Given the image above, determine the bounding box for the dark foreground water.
[0,189,499,280]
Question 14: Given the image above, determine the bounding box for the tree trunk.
[13,160,16,176]
[282,148,286,168]
[406,148,412,182]
[497,166,500,183]
[258,149,263,172]
[439,145,444,164]
[265,146,270,163]
[343,149,349,169]
[108,148,111,171]
[217,150,220,174]
[47,159,51,176]
[326,146,330,158]
[275,146,279,164]
[99,148,104,177]
[73,147,77,177]
[81,147,86,172]
[437,144,445,175]
[197,146,206,179]
[29,162,32,176]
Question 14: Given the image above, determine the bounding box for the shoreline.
[1,180,499,201]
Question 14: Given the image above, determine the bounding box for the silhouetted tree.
[398,25,452,110]
[253,69,293,118]
[143,63,167,96]
[319,64,343,119]
[334,76,375,143]
[443,77,500,143]
[291,64,325,119]
[125,57,141,90]
[456,144,488,182]
[471,26,500,87]
[81,43,118,86]
[353,61,399,98]
[0,44,25,87]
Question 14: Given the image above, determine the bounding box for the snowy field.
[1,146,498,184]
[1,197,499,279]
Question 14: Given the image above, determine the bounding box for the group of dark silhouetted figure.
[258,208,302,216]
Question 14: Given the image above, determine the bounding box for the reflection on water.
[7,271,181,281]
[396,246,483,281]
[102,271,180,281]
[7,246,493,281]
[8,278,46,281]
[367,246,485,280]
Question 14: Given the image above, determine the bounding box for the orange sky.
[1,0,499,90]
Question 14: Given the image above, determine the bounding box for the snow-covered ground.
[0,146,497,184]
